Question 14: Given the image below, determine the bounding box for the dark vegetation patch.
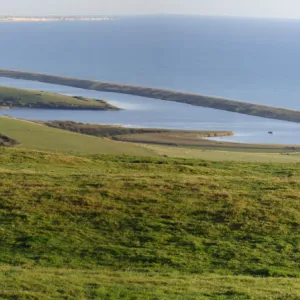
[0,133,18,146]
[45,120,171,137]
[45,120,233,143]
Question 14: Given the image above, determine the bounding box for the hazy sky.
[1,0,300,19]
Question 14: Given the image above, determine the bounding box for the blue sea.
[0,16,300,144]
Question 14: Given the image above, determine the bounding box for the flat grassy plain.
[145,144,300,163]
[0,117,153,156]
[0,148,300,298]
[0,86,118,110]
[114,132,300,153]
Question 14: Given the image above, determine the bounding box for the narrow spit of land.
[1,68,300,122]
[0,86,119,110]
[45,120,234,145]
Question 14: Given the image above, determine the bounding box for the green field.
[0,117,153,156]
[0,86,118,110]
[0,147,300,298]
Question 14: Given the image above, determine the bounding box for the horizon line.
[0,13,300,21]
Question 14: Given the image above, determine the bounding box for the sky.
[1,0,300,19]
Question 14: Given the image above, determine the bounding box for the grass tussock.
[0,133,18,146]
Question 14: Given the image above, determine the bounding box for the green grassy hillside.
[0,117,154,156]
[0,86,118,110]
[0,147,300,298]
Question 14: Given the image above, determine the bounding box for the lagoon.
[0,78,299,144]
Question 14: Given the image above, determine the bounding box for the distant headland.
[0,16,115,22]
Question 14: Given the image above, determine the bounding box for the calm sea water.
[0,16,300,144]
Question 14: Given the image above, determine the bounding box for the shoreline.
[42,120,300,150]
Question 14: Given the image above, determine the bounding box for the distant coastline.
[0,16,115,22]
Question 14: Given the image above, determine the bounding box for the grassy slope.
[0,117,153,156]
[0,148,300,298]
[1,68,300,122]
[0,86,118,110]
